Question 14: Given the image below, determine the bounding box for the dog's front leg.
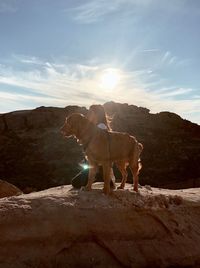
[102,163,112,195]
[85,163,98,191]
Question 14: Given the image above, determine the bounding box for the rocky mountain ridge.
[0,101,200,192]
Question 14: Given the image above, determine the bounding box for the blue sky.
[0,0,200,124]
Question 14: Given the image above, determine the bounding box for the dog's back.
[102,130,138,161]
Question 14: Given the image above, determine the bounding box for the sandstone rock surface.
[0,183,200,267]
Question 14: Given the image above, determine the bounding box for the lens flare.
[80,163,89,170]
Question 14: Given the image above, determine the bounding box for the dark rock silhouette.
[0,101,199,191]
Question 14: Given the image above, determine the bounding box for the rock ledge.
[0,183,200,268]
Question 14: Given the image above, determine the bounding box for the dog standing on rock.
[61,113,143,195]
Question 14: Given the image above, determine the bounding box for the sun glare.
[100,69,120,90]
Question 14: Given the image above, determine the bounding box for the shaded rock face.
[0,106,87,191]
[105,102,200,188]
[0,102,200,191]
[0,184,200,268]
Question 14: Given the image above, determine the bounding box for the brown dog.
[61,113,143,195]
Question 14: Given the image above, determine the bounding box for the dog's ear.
[75,115,89,138]
[74,116,81,137]
[68,113,86,138]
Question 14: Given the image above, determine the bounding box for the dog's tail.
[138,142,143,155]
[138,142,143,172]
[131,141,143,171]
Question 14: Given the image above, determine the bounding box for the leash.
[105,131,112,164]
[79,124,97,151]
[71,170,83,181]
[83,129,112,162]
[70,162,90,182]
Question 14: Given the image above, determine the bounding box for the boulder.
[0,179,22,198]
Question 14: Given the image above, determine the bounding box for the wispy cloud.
[154,87,193,98]
[138,49,160,53]
[161,51,176,65]
[67,0,120,23]
[0,55,199,124]
[13,55,44,65]
[159,50,193,69]
[0,91,65,105]
[0,56,110,109]
[65,0,195,24]
[66,0,153,24]
[0,0,18,13]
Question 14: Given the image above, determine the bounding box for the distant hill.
[0,101,200,192]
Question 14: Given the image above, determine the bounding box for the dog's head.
[60,113,87,138]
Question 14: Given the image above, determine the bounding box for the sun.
[100,69,120,90]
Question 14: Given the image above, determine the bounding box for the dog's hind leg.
[129,163,139,192]
[85,163,98,191]
[130,164,139,192]
[116,162,128,190]
[129,142,143,192]
[102,163,112,195]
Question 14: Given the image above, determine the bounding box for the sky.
[0,0,200,124]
